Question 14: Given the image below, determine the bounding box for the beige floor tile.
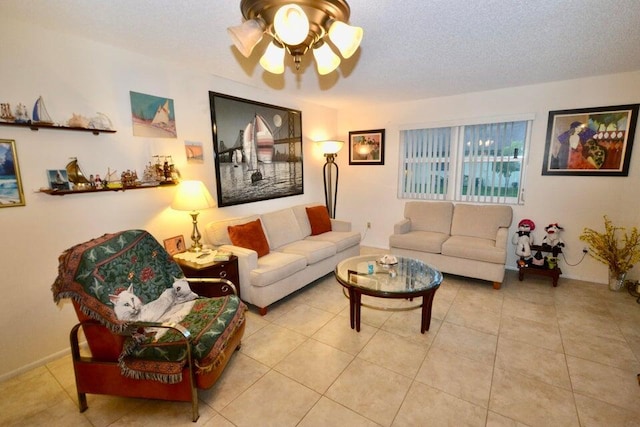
[357,329,428,378]
[558,310,626,342]
[489,368,579,426]
[274,338,353,393]
[109,399,216,425]
[495,336,571,389]
[299,279,350,314]
[272,303,336,336]
[393,381,487,426]
[381,309,441,345]
[485,410,527,426]
[566,356,640,414]
[221,370,320,426]
[445,300,502,335]
[198,352,269,412]
[454,284,505,313]
[574,393,640,426]
[499,314,563,352]
[242,309,270,337]
[501,295,558,325]
[298,396,380,427]
[313,315,376,355]
[502,281,556,306]
[431,321,497,365]
[416,346,493,408]
[561,328,640,371]
[18,398,92,427]
[240,323,307,367]
[81,395,147,427]
[326,358,412,426]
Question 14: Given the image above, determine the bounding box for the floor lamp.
[317,140,344,218]
[171,180,216,252]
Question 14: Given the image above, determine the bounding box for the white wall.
[336,71,640,285]
[0,19,337,380]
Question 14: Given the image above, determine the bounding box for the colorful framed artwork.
[163,235,186,256]
[349,129,385,165]
[130,91,177,138]
[47,169,71,190]
[209,92,303,207]
[542,104,639,176]
[0,139,25,207]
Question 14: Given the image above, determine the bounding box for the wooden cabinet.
[174,255,240,299]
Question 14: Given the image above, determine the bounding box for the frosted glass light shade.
[227,18,265,58]
[317,140,344,154]
[171,180,216,212]
[273,4,309,46]
[259,41,286,74]
[328,20,363,58]
[312,43,341,75]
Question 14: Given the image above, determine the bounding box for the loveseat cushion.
[250,251,307,287]
[450,204,512,240]
[279,239,336,264]
[442,235,507,264]
[405,201,453,234]
[260,208,304,249]
[389,230,449,253]
[228,219,270,257]
[306,205,332,235]
[305,230,361,252]
[206,215,261,246]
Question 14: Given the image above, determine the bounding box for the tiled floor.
[2,257,640,426]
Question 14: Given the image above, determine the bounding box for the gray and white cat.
[109,284,175,322]
[172,278,199,303]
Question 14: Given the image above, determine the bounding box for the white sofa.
[389,201,513,288]
[205,203,361,314]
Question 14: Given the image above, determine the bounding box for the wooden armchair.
[51,230,246,422]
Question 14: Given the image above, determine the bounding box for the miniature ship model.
[66,158,91,189]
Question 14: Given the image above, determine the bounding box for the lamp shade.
[328,20,363,59]
[317,140,344,155]
[171,180,216,212]
[273,4,309,46]
[227,18,265,58]
[259,41,286,74]
[312,43,341,75]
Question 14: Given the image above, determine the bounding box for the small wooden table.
[517,244,562,287]
[174,254,240,299]
[335,255,442,333]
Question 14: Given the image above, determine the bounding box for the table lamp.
[171,180,216,252]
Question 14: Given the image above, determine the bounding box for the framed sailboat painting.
[209,92,303,207]
[0,139,26,208]
[129,91,177,138]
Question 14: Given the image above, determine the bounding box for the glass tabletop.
[335,255,442,295]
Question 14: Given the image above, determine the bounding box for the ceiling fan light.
[227,18,265,58]
[312,42,341,75]
[259,41,286,74]
[328,20,363,58]
[273,4,309,46]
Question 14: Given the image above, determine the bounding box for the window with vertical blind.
[399,118,532,205]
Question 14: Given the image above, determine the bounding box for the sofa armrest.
[220,244,257,299]
[495,227,509,250]
[331,219,352,232]
[394,219,411,234]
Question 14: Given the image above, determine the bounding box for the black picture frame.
[348,129,385,165]
[209,92,303,207]
[542,104,639,176]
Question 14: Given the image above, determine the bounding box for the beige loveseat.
[389,201,513,288]
[205,203,361,314]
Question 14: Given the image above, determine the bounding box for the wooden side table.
[174,255,240,300]
[517,244,562,287]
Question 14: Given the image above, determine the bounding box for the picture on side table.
[0,139,25,207]
[164,235,186,256]
[542,104,638,176]
[209,92,303,207]
[349,129,385,165]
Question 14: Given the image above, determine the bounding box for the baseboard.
[0,347,71,383]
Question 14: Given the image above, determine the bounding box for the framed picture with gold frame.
[0,139,25,208]
[163,235,186,256]
[349,129,385,165]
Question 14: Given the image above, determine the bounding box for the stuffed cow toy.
[542,223,565,256]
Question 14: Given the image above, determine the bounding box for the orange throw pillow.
[228,219,270,257]
[306,206,332,236]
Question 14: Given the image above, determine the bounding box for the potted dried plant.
[580,216,640,291]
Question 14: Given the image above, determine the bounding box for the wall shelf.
[0,121,116,135]
[39,182,176,196]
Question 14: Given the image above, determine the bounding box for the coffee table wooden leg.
[347,288,356,329]
[421,291,436,333]
[354,291,362,332]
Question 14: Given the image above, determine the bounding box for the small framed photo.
[47,169,71,191]
[163,235,186,256]
[542,104,638,176]
[349,129,385,165]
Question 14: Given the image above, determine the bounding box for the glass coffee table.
[335,255,442,333]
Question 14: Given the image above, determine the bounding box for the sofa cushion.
[261,208,303,249]
[305,230,360,252]
[450,204,512,240]
[442,235,507,264]
[405,201,453,234]
[250,252,308,287]
[279,239,336,264]
[389,230,449,253]
[306,206,332,235]
[206,215,261,246]
[228,219,270,258]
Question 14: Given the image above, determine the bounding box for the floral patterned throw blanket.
[51,229,246,384]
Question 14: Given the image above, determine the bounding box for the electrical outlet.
[582,247,589,254]
[366,222,371,229]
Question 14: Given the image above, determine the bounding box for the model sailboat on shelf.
[66,157,91,189]
[242,114,274,183]
[32,96,54,124]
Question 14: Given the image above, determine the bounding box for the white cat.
[172,278,199,303]
[109,284,175,322]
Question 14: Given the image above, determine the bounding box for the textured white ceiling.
[3,0,640,109]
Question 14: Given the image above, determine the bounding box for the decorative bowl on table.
[376,254,398,267]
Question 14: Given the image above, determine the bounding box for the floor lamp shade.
[171,180,216,252]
